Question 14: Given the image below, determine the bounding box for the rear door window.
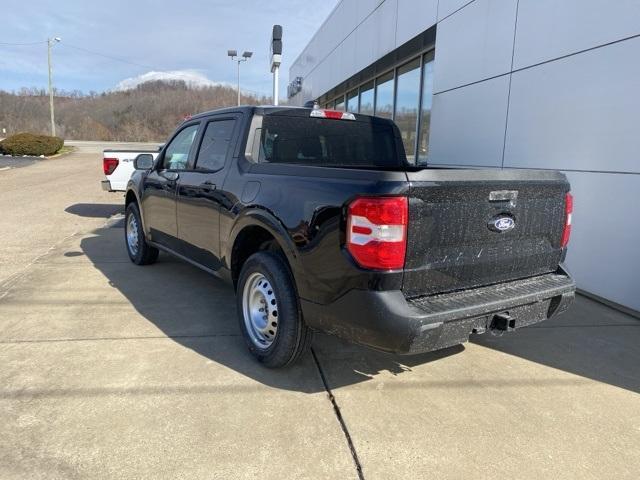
[259,115,401,168]
[195,119,236,171]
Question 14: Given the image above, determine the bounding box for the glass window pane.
[259,115,400,168]
[359,81,374,115]
[394,58,421,163]
[346,89,358,113]
[417,56,435,164]
[195,119,235,171]
[163,124,199,170]
[334,96,345,111]
[374,71,394,119]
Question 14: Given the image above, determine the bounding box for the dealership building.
[288,0,639,312]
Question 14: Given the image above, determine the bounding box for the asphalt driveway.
[0,156,39,170]
[1,147,638,479]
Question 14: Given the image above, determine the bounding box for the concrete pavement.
[1,146,639,479]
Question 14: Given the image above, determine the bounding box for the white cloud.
[113,70,229,91]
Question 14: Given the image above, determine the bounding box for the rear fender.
[225,207,303,280]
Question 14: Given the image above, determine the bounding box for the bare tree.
[0,81,271,141]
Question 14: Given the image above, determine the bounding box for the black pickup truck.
[124,106,575,367]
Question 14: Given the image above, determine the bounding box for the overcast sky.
[0,0,338,97]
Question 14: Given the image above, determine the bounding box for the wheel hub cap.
[126,213,139,255]
[242,272,279,348]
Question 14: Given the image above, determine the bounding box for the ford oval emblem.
[489,215,515,232]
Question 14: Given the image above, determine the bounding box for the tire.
[125,202,159,266]
[236,251,313,368]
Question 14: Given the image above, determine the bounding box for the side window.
[195,119,236,171]
[162,124,199,170]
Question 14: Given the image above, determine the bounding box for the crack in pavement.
[311,347,365,480]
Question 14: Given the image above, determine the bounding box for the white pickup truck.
[101,148,160,192]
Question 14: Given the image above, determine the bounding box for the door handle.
[160,171,180,183]
[200,181,216,191]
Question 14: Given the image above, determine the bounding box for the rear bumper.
[301,269,575,354]
[101,180,113,192]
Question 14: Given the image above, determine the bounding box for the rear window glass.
[258,116,401,168]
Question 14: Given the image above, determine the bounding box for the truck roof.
[189,105,389,124]
[189,105,304,120]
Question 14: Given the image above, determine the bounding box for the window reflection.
[346,89,358,113]
[359,81,374,115]
[418,55,435,164]
[374,72,394,119]
[313,51,435,163]
[395,59,421,163]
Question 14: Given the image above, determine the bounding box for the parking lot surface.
[1,147,639,479]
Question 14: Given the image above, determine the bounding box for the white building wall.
[289,0,640,311]
[289,0,439,101]
[432,0,518,93]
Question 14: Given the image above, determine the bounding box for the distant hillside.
[0,80,271,142]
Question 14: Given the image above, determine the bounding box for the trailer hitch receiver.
[491,313,516,332]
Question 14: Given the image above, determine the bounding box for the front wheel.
[236,251,313,368]
[125,202,158,265]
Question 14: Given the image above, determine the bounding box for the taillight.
[103,157,119,175]
[560,192,573,248]
[346,196,408,270]
[310,109,356,120]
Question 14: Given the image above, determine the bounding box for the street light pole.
[236,59,241,106]
[270,25,283,106]
[272,66,279,106]
[228,50,253,106]
[47,37,61,137]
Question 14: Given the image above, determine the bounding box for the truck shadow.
[80,221,463,393]
[79,220,640,395]
[471,296,640,394]
[65,203,124,218]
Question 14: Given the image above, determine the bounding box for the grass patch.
[47,145,75,158]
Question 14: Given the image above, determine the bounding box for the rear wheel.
[125,202,158,265]
[237,251,312,368]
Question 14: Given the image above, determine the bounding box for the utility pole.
[47,37,61,137]
[270,25,283,106]
[227,50,253,106]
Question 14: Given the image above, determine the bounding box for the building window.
[359,81,374,115]
[374,71,394,119]
[334,96,345,111]
[394,58,421,163]
[346,89,358,113]
[417,53,435,164]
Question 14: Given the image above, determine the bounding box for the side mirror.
[134,153,154,170]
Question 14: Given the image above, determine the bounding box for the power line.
[61,43,158,71]
[60,43,268,96]
[0,40,47,46]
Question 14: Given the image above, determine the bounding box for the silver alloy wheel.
[126,212,140,256]
[242,272,279,349]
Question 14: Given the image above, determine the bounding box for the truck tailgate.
[103,150,159,191]
[403,168,569,298]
